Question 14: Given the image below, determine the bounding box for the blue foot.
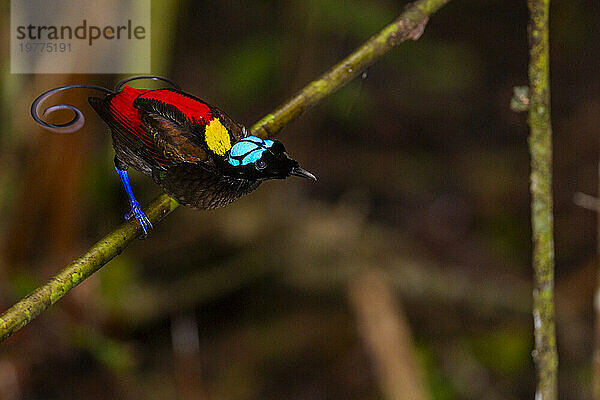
[125,201,153,238]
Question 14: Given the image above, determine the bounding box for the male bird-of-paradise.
[32,76,316,237]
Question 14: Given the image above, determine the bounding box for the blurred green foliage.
[218,34,283,106]
[468,328,531,376]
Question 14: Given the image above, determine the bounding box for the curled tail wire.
[31,75,180,134]
[31,84,113,134]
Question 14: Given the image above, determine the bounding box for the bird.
[31,76,316,237]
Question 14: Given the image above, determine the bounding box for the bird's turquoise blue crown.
[227,136,274,166]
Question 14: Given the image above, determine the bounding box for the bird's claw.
[125,202,153,239]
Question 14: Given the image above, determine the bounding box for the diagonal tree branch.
[527,0,558,398]
[0,0,450,343]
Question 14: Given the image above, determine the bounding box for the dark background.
[0,0,598,398]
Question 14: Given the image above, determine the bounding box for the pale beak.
[290,167,317,181]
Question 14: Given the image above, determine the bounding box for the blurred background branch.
[349,269,428,400]
[574,161,600,399]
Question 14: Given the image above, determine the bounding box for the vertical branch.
[527,0,558,398]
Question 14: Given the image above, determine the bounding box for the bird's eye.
[255,159,267,170]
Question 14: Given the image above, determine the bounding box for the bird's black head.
[224,136,316,181]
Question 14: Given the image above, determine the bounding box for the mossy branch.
[527,0,558,398]
[0,0,450,343]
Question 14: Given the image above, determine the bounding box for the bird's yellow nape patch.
[205,118,232,156]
